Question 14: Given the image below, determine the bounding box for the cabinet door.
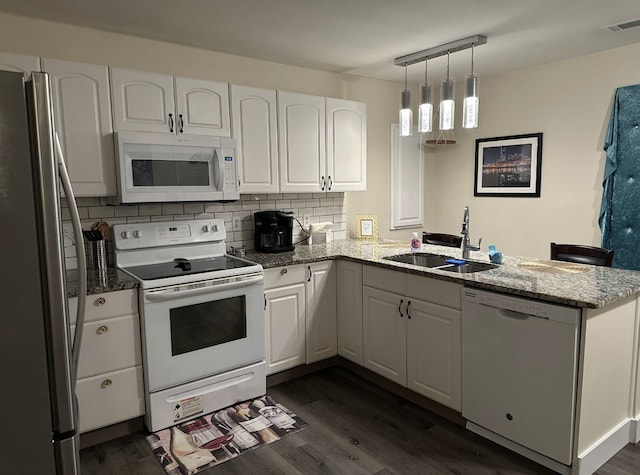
[305,262,337,363]
[362,286,406,386]
[337,260,363,364]
[175,77,230,136]
[264,282,306,375]
[406,298,461,410]
[326,98,367,192]
[278,91,326,192]
[110,67,175,133]
[0,52,40,79]
[231,85,279,193]
[43,58,116,196]
[390,123,424,229]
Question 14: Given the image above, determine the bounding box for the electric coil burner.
[113,219,266,432]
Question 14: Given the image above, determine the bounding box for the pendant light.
[418,59,433,133]
[462,43,479,128]
[399,64,412,136]
[439,51,455,131]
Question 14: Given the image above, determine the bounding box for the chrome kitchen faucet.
[461,205,482,259]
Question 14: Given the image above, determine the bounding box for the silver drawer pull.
[281,268,288,275]
[101,379,112,389]
[97,325,109,335]
[95,297,106,306]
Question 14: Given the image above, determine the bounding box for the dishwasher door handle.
[498,308,546,320]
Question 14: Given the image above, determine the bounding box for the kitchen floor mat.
[145,395,307,475]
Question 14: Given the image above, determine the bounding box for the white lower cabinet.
[337,260,363,364]
[362,265,462,410]
[264,261,337,375]
[305,261,337,363]
[68,289,145,433]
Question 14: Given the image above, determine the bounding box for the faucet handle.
[477,237,483,248]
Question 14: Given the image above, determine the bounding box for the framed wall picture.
[474,133,543,197]
[357,214,378,239]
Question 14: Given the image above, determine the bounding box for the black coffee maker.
[254,210,295,253]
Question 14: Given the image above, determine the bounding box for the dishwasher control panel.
[462,288,580,324]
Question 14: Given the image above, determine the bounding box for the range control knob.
[132,230,141,239]
[121,231,131,239]
[202,225,210,233]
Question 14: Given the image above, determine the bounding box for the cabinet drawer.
[77,366,145,433]
[73,314,142,379]
[406,275,462,309]
[363,265,406,295]
[264,264,307,289]
[68,289,137,325]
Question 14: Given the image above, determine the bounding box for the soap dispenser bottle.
[410,232,421,253]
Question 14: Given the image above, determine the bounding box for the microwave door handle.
[214,150,224,191]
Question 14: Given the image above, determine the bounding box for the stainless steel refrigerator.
[0,70,87,474]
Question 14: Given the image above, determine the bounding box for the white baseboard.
[577,419,633,475]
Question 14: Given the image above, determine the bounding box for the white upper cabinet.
[278,91,326,193]
[175,77,230,136]
[326,98,367,192]
[110,68,230,136]
[277,92,367,193]
[0,52,40,79]
[42,58,116,196]
[231,85,279,193]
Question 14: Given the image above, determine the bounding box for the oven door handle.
[144,274,264,302]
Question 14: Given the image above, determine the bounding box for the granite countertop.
[66,268,138,298]
[246,239,640,309]
[66,239,640,309]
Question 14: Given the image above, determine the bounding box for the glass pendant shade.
[439,78,455,131]
[418,84,433,133]
[400,89,412,136]
[462,74,479,128]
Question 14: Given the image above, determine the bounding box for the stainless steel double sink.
[383,252,498,273]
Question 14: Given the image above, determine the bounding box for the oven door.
[140,272,264,393]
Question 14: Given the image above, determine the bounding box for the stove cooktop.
[122,255,257,281]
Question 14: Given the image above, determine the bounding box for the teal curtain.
[599,84,640,270]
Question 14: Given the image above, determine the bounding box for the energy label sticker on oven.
[173,396,203,422]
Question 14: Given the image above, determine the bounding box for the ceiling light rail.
[394,34,487,67]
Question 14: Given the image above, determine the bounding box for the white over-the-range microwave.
[107,132,239,204]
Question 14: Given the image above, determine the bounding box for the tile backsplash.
[61,193,346,269]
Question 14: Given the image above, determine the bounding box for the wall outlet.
[62,222,75,247]
[232,217,242,231]
[303,215,311,229]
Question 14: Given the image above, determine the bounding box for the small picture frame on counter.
[474,133,543,197]
[357,214,378,239]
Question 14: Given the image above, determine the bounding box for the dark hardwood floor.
[80,366,640,474]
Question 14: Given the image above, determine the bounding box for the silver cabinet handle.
[101,379,112,389]
[280,268,288,275]
[95,297,106,306]
[398,299,404,317]
[406,300,412,319]
[168,113,174,132]
[307,266,312,282]
[97,325,109,335]
[328,175,333,191]
[178,113,184,133]
[321,176,326,191]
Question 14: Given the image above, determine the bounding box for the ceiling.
[0,0,639,84]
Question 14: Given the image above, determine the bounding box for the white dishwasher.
[461,287,580,468]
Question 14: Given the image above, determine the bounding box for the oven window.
[170,296,247,356]
[132,159,210,187]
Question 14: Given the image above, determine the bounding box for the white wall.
[425,42,640,259]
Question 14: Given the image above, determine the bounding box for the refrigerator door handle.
[54,132,87,380]
[29,72,84,437]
